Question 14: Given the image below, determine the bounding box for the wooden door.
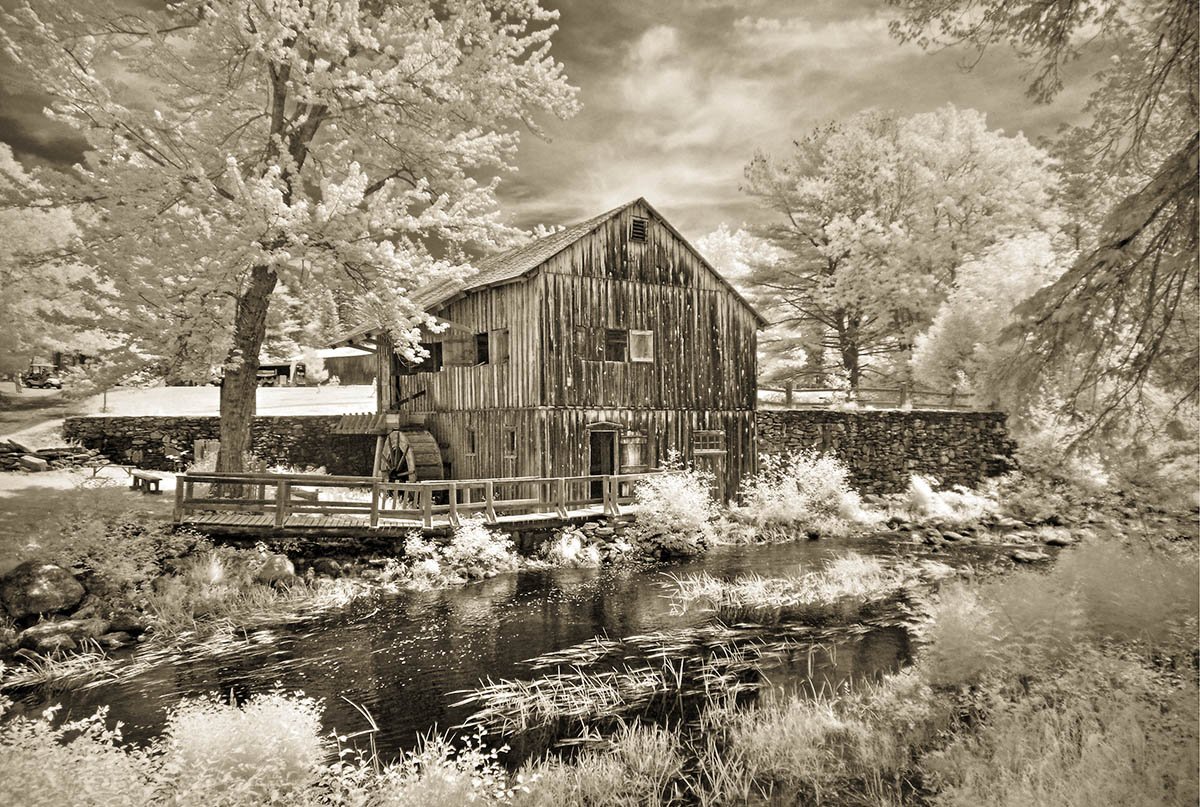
[588,430,617,499]
[694,453,728,502]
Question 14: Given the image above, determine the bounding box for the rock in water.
[18,618,111,652]
[255,554,296,585]
[1,561,85,618]
[1010,549,1049,564]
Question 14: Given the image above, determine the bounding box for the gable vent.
[629,216,648,242]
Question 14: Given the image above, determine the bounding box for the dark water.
[17,536,926,757]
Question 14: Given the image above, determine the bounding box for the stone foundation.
[756,410,1015,494]
[62,415,376,476]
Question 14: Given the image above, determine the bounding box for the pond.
[14,535,961,758]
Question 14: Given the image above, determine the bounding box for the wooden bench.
[131,470,165,494]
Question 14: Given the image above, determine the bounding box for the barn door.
[588,430,617,499]
[693,429,729,502]
[694,453,728,502]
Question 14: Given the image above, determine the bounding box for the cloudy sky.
[0,0,1102,239]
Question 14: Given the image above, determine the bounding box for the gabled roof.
[412,197,766,325]
[329,198,766,348]
[409,202,627,311]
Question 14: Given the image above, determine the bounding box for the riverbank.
[0,453,1195,804]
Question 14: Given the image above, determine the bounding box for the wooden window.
[466,428,477,455]
[442,337,476,366]
[630,216,648,242]
[474,332,490,365]
[693,430,726,455]
[503,427,517,457]
[490,328,510,364]
[604,328,628,362]
[629,330,654,362]
[397,342,442,374]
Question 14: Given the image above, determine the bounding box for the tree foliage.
[0,0,577,466]
[912,232,1072,400]
[742,105,1059,389]
[0,143,116,380]
[889,0,1199,436]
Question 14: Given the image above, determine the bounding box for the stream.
[14,535,972,758]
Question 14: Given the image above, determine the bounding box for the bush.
[163,691,327,804]
[738,450,877,535]
[904,475,998,525]
[0,698,157,806]
[535,527,602,568]
[389,521,521,589]
[923,652,1198,807]
[629,461,717,557]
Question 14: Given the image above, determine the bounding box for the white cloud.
[629,25,680,66]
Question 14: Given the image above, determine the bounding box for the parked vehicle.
[22,368,63,389]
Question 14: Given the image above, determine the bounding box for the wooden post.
[447,482,459,527]
[275,480,290,527]
[785,381,794,406]
[484,481,497,524]
[371,434,385,479]
[369,482,380,528]
[554,478,567,518]
[173,474,185,523]
[602,476,615,515]
[421,486,433,529]
[898,383,909,408]
[256,482,266,510]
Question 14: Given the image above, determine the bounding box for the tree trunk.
[216,265,278,473]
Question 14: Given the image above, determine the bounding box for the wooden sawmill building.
[331,198,764,500]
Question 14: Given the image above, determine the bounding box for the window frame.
[604,328,628,362]
[629,329,654,363]
[693,429,727,455]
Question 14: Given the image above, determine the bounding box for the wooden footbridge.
[173,470,662,536]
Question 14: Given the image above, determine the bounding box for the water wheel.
[379,428,444,482]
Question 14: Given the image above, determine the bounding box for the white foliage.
[0,0,579,380]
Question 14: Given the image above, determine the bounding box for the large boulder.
[1,561,85,619]
[254,554,296,585]
[18,618,111,652]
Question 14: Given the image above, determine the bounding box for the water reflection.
[18,535,929,757]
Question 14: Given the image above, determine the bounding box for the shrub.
[629,460,717,557]
[536,527,602,568]
[923,652,1198,807]
[904,475,998,525]
[391,521,520,589]
[0,698,158,806]
[738,450,877,536]
[163,691,327,804]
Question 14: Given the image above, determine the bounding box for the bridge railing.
[174,470,666,529]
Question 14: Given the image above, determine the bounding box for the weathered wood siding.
[398,408,755,501]
[383,280,542,411]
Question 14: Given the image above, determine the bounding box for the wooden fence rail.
[174,470,666,529]
[758,384,982,410]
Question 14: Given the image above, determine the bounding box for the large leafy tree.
[0,0,577,469]
[0,143,115,382]
[742,105,1059,390]
[889,0,1198,437]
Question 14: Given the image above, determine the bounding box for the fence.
[758,384,980,410]
[173,470,665,529]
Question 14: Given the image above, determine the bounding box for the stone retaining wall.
[64,409,1015,494]
[757,410,1015,494]
[62,416,376,475]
